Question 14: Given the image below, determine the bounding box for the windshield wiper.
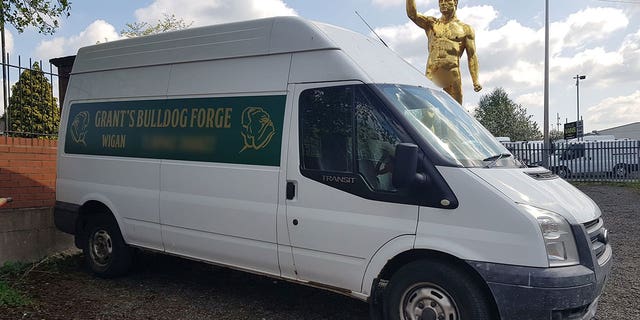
[483,153,512,168]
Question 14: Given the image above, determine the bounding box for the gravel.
[579,185,640,320]
[0,184,638,320]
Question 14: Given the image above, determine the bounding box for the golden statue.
[406,0,482,104]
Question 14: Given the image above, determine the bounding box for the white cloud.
[372,0,432,8]
[134,0,297,27]
[516,91,544,109]
[586,90,640,131]
[34,20,120,60]
[555,7,628,51]
[457,5,498,32]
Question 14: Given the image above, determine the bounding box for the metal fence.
[0,55,59,138]
[504,140,640,182]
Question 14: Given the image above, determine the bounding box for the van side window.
[355,89,402,192]
[300,85,408,193]
[562,144,586,160]
[300,86,354,172]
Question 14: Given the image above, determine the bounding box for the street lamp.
[574,74,586,122]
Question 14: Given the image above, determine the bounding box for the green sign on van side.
[65,95,286,166]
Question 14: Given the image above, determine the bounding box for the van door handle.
[286,181,295,200]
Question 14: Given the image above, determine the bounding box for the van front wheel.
[555,166,571,179]
[385,260,495,320]
[83,215,132,278]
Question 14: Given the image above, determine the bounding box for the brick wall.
[0,136,74,263]
[0,136,57,209]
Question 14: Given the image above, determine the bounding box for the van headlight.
[519,204,580,267]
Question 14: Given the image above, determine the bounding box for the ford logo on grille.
[598,228,609,245]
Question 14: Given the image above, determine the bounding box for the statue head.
[439,0,458,16]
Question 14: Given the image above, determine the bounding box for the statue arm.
[464,25,482,92]
[406,0,433,29]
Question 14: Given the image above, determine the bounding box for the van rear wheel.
[385,260,495,320]
[83,215,132,278]
[613,165,628,178]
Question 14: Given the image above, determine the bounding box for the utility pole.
[0,2,7,133]
[543,0,550,168]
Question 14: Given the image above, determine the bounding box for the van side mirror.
[392,143,427,188]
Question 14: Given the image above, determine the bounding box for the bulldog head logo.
[240,107,276,153]
[70,111,90,146]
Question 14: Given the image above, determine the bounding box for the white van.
[502,140,546,166]
[54,17,611,320]
[550,140,639,179]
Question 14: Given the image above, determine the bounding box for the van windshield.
[376,84,517,168]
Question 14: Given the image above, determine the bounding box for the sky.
[2,0,640,134]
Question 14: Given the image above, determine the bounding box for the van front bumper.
[469,257,611,320]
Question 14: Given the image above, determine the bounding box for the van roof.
[73,16,343,74]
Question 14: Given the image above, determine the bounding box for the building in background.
[592,122,640,140]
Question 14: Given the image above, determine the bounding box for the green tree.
[121,14,193,38]
[7,62,59,137]
[550,129,564,141]
[474,88,542,141]
[1,0,71,34]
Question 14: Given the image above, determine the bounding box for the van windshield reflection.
[377,84,518,168]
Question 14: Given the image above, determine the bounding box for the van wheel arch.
[76,201,133,278]
[371,250,499,319]
[74,201,122,248]
[75,201,114,237]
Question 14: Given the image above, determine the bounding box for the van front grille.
[583,218,611,265]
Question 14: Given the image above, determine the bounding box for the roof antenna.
[355,11,389,47]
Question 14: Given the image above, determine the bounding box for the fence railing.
[0,55,59,138]
[504,140,640,183]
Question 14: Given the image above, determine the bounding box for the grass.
[627,181,640,190]
[0,261,31,307]
[0,261,31,278]
[0,281,30,307]
[573,181,640,191]
[0,252,80,308]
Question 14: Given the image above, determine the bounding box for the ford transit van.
[549,140,639,179]
[54,16,611,320]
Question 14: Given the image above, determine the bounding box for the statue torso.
[423,17,468,86]
[427,18,467,60]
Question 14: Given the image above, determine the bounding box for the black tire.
[555,166,571,179]
[613,164,628,178]
[82,214,133,278]
[385,260,496,320]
